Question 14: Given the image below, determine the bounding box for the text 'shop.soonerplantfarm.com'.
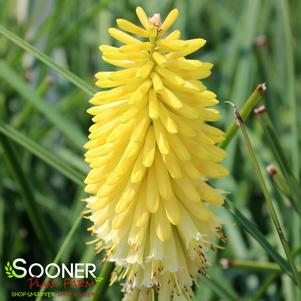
[84,7,229,301]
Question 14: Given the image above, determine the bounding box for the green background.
[0,0,301,300]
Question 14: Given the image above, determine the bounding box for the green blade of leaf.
[35,213,83,301]
[0,121,84,186]
[0,60,86,149]
[0,134,54,258]
[0,25,95,96]
[198,274,240,301]
[225,199,295,282]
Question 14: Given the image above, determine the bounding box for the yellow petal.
[116,18,148,37]
[156,66,185,86]
[160,8,179,34]
[153,119,170,155]
[151,72,164,92]
[149,89,160,119]
[131,150,147,183]
[146,167,160,213]
[163,195,181,225]
[152,51,167,66]
[143,125,156,167]
[158,87,183,110]
[136,7,150,30]
[158,102,178,134]
[154,151,173,200]
[154,202,172,241]
[162,152,182,179]
[136,61,154,79]
[164,30,181,40]
[108,27,142,44]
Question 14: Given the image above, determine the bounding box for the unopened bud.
[220,258,232,269]
[267,164,277,177]
[257,83,267,94]
[149,13,161,27]
[254,105,266,115]
[254,35,267,47]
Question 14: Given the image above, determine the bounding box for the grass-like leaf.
[0,121,84,186]
[0,25,96,96]
[0,60,86,149]
[0,134,54,258]
[225,199,296,283]
[198,275,240,301]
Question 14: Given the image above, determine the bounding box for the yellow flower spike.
[85,7,229,301]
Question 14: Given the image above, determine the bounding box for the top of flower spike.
[103,7,207,63]
[113,7,181,39]
[136,7,179,34]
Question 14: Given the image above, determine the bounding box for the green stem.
[256,112,301,216]
[35,213,83,301]
[92,262,115,301]
[219,83,266,150]
[232,105,301,290]
[223,259,301,273]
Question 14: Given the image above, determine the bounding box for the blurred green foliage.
[0,0,301,300]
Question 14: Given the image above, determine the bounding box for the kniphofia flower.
[84,7,228,301]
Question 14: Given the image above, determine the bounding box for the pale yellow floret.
[156,66,185,86]
[136,7,150,30]
[117,18,149,37]
[108,28,142,44]
[158,88,183,109]
[162,152,182,179]
[154,202,172,241]
[153,119,170,155]
[150,72,164,92]
[158,102,178,134]
[143,125,156,167]
[136,61,154,79]
[158,39,186,51]
[102,50,147,61]
[164,30,181,40]
[119,42,151,53]
[148,89,159,119]
[146,167,160,213]
[160,9,179,34]
[152,51,167,66]
[102,56,138,68]
[168,38,207,59]
[154,151,173,200]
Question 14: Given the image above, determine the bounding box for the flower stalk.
[219,83,266,150]
[221,258,301,273]
[255,106,301,216]
[229,103,301,290]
